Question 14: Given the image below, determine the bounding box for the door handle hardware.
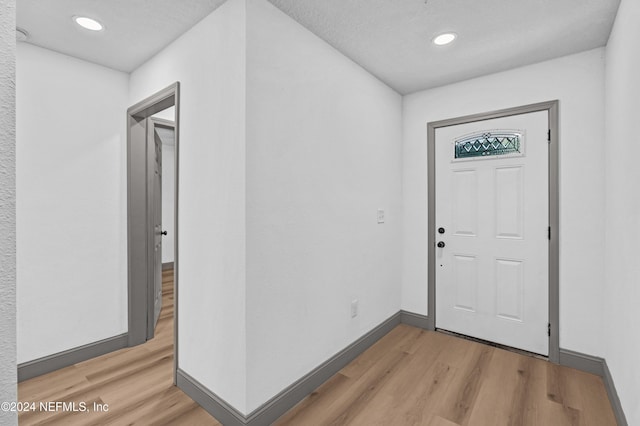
[437,241,445,248]
[161,231,168,236]
[438,227,445,234]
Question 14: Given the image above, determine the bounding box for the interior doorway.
[127,82,180,383]
[148,117,175,334]
[152,117,177,274]
[426,100,560,362]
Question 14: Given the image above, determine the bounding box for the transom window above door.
[453,130,524,160]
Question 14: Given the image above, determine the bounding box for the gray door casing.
[426,100,560,363]
[127,83,180,383]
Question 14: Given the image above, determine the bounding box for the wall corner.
[0,0,18,424]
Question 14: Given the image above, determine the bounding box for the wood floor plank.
[346,332,455,426]
[339,325,417,379]
[383,361,456,426]
[18,269,220,426]
[277,328,617,426]
[434,341,494,425]
[19,269,617,425]
[19,365,93,404]
[570,367,617,426]
[466,346,524,425]
[313,347,410,425]
[395,326,431,355]
[274,373,352,425]
[426,414,461,426]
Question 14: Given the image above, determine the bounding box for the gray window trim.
[426,100,560,363]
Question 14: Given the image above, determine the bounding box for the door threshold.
[435,328,549,361]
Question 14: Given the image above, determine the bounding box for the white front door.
[435,111,549,355]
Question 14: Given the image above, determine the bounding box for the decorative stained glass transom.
[454,131,523,160]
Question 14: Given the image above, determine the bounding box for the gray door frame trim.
[426,100,560,363]
[127,82,180,384]
[151,117,175,130]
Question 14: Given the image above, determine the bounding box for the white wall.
[10,1,627,421]
[245,0,403,412]
[129,0,248,412]
[0,0,17,423]
[16,43,129,363]
[153,105,174,122]
[604,0,640,423]
[402,48,606,357]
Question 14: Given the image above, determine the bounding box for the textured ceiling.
[17,0,228,73]
[17,0,620,94]
[268,0,620,94]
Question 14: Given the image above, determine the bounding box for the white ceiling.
[17,0,620,94]
[17,0,228,73]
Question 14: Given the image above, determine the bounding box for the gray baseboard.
[400,310,431,330]
[18,333,128,382]
[559,348,627,426]
[177,369,246,426]
[178,312,628,426]
[162,261,174,270]
[603,359,628,426]
[246,311,401,425]
[559,348,605,376]
[177,312,402,425]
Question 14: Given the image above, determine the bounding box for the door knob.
[161,231,168,236]
[437,241,445,248]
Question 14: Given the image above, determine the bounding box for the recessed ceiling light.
[16,27,29,42]
[73,16,104,31]
[433,32,457,46]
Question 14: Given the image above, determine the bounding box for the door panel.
[495,166,523,239]
[435,111,549,355]
[452,170,477,236]
[152,128,162,331]
[453,255,477,312]
[495,258,524,321]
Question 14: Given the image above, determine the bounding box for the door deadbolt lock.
[437,241,445,248]
[438,227,445,234]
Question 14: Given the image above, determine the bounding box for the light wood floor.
[18,269,220,426]
[276,325,617,426]
[19,271,617,425]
